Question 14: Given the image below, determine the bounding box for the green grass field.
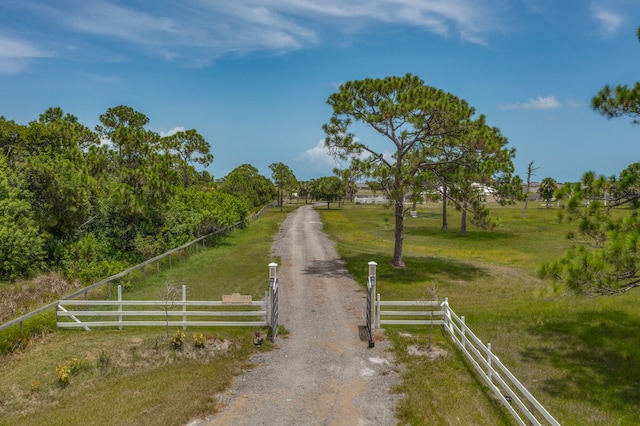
[317,202,640,425]
[2,201,639,425]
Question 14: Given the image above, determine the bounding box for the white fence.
[1,203,276,333]
[354,196,388,204]
[57,285,269,330]
[374,294,560,426]
[440,298,560,426]
[57,263,280,342]
[375,296,444,327]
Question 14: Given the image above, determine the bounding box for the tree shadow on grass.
[342,253,485,285]
[404,226,516,242]
[205,236,234,249]
[522,310,640,416]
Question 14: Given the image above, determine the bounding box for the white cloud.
[498,95,562,110]
[11,0,507,68]
[298,139,339,169]
[160,126,186,137]
[0,37,51,73]
[295,138,401,179]
[591,3,624,35]
[289,0,505,44]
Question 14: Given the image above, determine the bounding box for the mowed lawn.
[317,202,640,425]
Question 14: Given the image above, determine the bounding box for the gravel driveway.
[192,205,401,425]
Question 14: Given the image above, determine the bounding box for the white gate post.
[368,261,377,329]
[268,263,278,333]
[269,262,278,281]
[269,263,278,311]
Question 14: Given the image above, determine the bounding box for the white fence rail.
[440,298,560,425]
[57,285,269,330]
[376,296,444,327]
[373,293,560,426]
[56,263,279,342]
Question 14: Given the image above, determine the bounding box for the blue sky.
[1,1,639,183]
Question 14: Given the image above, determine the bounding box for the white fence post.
[461,316,466,350]
[488,342,493,383]
[118,285,122,331]
[182,285,187,330]
[443,297,452,334]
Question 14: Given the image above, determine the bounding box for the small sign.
[222,293,252,305]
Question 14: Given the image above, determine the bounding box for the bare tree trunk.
[392,199,405,267]
[441,184,448,231]
[459,201,468,234]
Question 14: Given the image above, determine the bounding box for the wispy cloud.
[63,2,177,42]
[498,95,562,110]
[6,0,507,70]
[0,37,51,73]
[591,3,624,36]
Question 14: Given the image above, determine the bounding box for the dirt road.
[195,205,400,425]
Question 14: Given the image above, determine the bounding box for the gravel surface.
[189,205,401,425]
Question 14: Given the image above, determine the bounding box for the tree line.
[0,106,273,283]
[4,23,639,298]
[0,103,382,286]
